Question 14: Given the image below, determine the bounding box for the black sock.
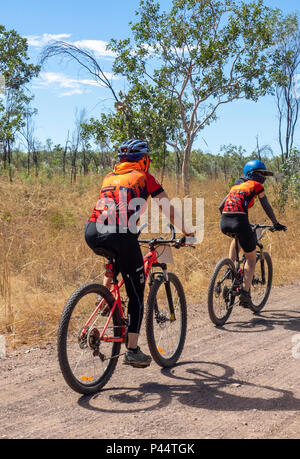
[128,347,138,353]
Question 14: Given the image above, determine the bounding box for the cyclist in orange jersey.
[219,160,286,308]
[85,139,194,367]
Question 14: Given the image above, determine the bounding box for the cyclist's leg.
[229,238,241,263]
[84,221,120,310]
[85,223,145,325]
[221,213,256,305]
[220,213,241,262]
[238,223,256,292]
[84,221,118,258]
[85,223,150,365]
[236,220,257,306]
[116,234,151,367]
[242,250,257,291]
[116,233,145,337]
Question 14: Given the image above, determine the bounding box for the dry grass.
[0,173,299,349]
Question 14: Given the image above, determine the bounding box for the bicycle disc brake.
[78,326,89,349]
[155,310,168,328]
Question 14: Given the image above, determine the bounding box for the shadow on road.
[219,309,300,334]
[77,360,300,414]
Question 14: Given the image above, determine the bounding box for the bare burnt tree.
[19,102,37,175]
[40,41,120,104]
[62,130,71,178]
[70,108,86,184]
[275,27,300,161]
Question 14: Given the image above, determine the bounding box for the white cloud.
[73,39,116,58]
[26,33,115,58]
[59,88,85,97]
[34,71,116,97]
[25,33,72,47]
[26,33,119,97]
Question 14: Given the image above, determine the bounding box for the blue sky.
[1,0,300,155]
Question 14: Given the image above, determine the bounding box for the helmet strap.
[251,172,266,184]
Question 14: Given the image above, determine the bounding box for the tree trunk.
[7,140,13,183]
[71,150,77,184]
[181,144,192,195]
[83,150,88,175]
[33,150,39,177]
[175,152,180,194]
[63,148,67,178]
[27,151,30,175]
[3,143,7,170]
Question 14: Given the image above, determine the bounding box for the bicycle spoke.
[250,252,272,312]
[154,283,180,357]
[58,283,121,394]
[66,301,117,383]
[208,258,236,326]
[146,273,187,367]
[213,268,234,317]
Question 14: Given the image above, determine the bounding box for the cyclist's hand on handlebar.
[174,235,197,248]
[273,222,287,232]
[174,236,186,248]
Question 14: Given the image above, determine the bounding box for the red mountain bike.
[57,224,194,395]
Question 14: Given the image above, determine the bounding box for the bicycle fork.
[150,266,176,323]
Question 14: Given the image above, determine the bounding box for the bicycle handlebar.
[138,223,196,249]
[251,224,287,233]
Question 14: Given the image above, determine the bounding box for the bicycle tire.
[57,282,122,395]
[250,251,273,313]
[146,272,187,368]
[208,258,236,326]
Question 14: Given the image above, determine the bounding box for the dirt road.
[1,283,300,440]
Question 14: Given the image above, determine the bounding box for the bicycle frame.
[233,224,273,283]
[81,246,163,344]
[81,221,193,347]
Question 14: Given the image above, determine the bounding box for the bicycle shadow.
[77,360,300,414]
[219,309,300,334]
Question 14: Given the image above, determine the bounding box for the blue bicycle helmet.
[244,160,274,178]
[117,139,151,161]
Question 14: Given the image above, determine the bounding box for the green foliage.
[0,25,40,90]
[272,149,300,213]
[0,25,40,181]
[108,0,291,193]
[46,209,76,230]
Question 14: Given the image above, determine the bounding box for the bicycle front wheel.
[250,251,273,313]
[208,258,236,326]
[57,283,122,395]
[145,272,187,368]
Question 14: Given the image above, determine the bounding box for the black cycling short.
[84,221,145,334]
[220,213,256,253]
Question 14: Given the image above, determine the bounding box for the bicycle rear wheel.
[250,251,273,313]
[57,283,122,395]
[146,272,187,368]
[208,258,236,326]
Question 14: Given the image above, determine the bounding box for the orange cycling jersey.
[222,178,264,214]
[89,161,164,228]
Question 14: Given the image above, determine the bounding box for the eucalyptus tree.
[0,25,40,180]
[108,0,286,193]
[273,14,300,161]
